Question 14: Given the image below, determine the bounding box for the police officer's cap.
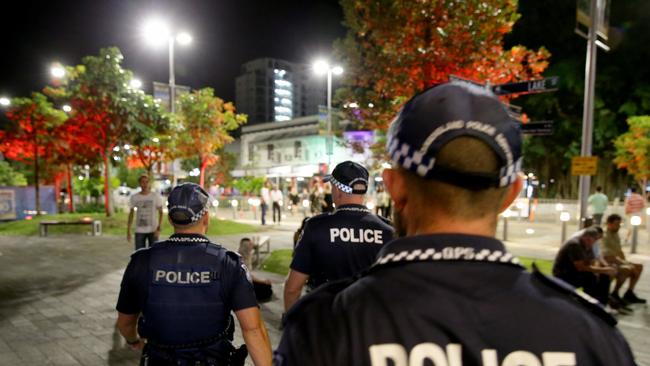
[167,183,211,225]
[324,161,369,194]
[387,81,522,190]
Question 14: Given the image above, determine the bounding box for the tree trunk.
[102,152,112,217]
[199,158,207,188]
[34,143,41,215]
[67,164,75,213]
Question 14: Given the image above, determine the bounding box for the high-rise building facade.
[235,58,326,125]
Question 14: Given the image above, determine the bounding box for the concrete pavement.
[0,217,649,365]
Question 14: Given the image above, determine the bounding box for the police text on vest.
[154,270,211,285]
[330,228,383,244]
[369,343,576,366]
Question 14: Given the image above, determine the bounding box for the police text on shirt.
[330,228,384,244]
[154,270,211,285]
[370,343,576,366]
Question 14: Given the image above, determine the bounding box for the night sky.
[0,0,346,102]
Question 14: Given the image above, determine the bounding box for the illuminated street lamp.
[560,211,571,244]
[130,78,143,89]
[0,97,10,107]
[50,65,65,79]
[630,215,642,254]
[62,105,72,113]
[142,18,192,113]
[313,59,343,166]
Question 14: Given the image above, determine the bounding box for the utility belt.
[142,317,247,366]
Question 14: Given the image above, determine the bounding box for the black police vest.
[138,236,230,345]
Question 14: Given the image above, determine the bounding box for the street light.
[62,105,72,113]
[130,78,143,90]
[0,97,10,107]
[313,59,343,166]
[50,65,65,79]
[142,18,191,113]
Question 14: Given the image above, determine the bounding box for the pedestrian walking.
[260,181,271,225]
[275,82,635,365]
[624,187,645,244]
[588,186,608,225]
[127,174,163,250]
[271,185,283,224]
[116,183,272,365]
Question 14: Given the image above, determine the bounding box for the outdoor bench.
[39,220,102,237]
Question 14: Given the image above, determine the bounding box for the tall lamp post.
[313,60,343,167]
[142,18,192,113]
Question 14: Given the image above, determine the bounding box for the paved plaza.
[0,217,649,365]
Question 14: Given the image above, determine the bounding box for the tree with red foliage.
[0,92,67,214]
[52,47,165,216]
[334,0,551,132]
[172,88,246,187]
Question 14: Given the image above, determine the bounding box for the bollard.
[560,211,570,244]
[231,199,239,220]
[631,215,641,254]
[501,209,513,242]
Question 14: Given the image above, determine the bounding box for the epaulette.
[130,246,150,257]
[204,242,227,257]
[531,264,617,326]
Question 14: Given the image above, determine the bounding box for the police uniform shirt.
[552,237,594,284]
[276,234,636,366]
[116,233,257,344]
[290,204,394,285]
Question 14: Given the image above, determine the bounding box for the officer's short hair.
[401,136,509,219]
[138,174,149,183]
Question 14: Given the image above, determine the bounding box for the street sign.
[571,156,598,176]
[492,77,559,96]
[521,121,554,136]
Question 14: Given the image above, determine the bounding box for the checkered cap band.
[386,82,522,188]
[167,183,211,225]
[328,175,353,194]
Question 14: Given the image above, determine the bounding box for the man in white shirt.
[271,185,283,224]
[127,174,164,250]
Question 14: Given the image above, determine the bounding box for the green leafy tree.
[334,0,550,132]
[614,116,650,193]
[0,161,28,186]
[232,177,266,195]
[173,88,247,187]
[0,93,67,214]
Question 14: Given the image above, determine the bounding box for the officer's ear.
[383,168,407,211]
[498,174,524,213]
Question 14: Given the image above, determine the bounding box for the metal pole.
[631,226,639,254]
[578,0,598,221]
[561,221,567,244]
[168,37,176,114]
[326,69,332,167]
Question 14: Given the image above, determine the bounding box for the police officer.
[283,161,394,312]
[275,82,636,365]
[115,183,272,366]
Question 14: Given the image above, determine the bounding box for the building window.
[294,141,302,159]
[267,144,274,161]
